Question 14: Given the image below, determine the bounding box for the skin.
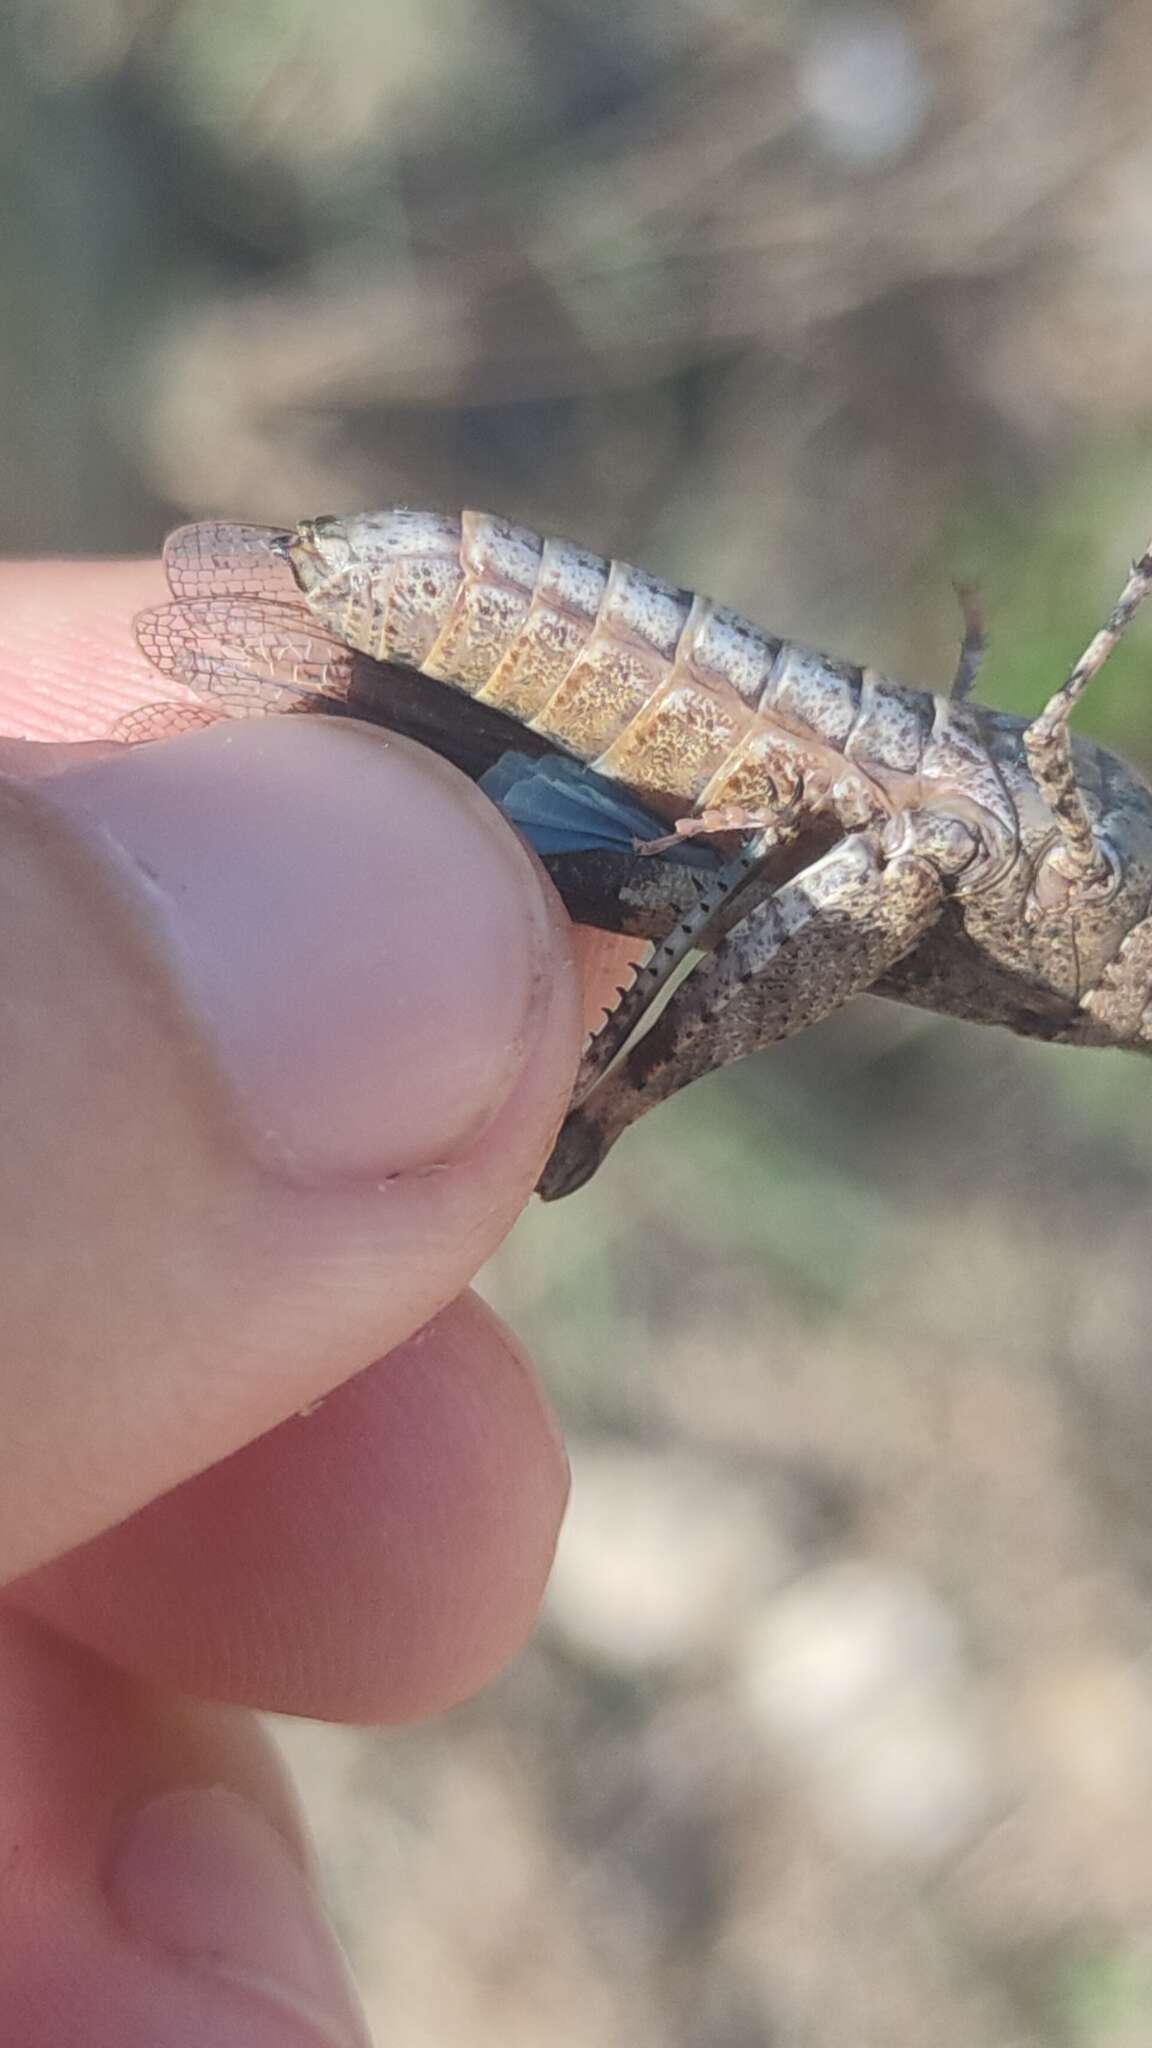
[0,559,637,2046]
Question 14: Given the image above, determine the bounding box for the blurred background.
[8,1,1152,2040]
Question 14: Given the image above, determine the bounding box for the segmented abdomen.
[290,508,1017,844]
[294,509,884,819]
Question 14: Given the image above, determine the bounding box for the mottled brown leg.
[574,815,803,1097]
[539,819,958,1199]
[1024,541,1152,886]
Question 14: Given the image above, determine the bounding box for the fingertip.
[0,557,171,743]
[0,1612,371,2046]
[10,1294,570,1721]
[39,715,581,1181]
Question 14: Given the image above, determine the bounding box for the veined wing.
[161,522,297,603]
[117,526,321,739]
[109,700,229,744]
[133,597,356,717]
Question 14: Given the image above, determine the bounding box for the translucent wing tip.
[162,522,298,602]
[109,701,224,744]
[134,597,354,717]
[134,602,198,681]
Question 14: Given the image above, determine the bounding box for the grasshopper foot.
[536,1108,614,1200]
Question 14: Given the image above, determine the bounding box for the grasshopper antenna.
[949,581,986,701]
[1024,540,1152,884]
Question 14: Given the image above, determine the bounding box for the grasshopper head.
[283,510,466,662]
[285,515,356,603]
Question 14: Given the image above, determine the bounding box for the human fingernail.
[42,717,575,1180]
[108,1787,372,2047]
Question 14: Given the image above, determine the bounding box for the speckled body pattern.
[285,510,1019,860]
[132,512,1152,1197]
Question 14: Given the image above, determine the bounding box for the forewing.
[162,522,298,602]
[133,598,356,716]
[109,700,228,744]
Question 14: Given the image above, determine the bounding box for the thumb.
[0,714,581,1579]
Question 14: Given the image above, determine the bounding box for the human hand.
[0,560,585,2045]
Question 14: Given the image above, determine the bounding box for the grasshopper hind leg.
[570,816,803,1108]
[539,812,975,1199]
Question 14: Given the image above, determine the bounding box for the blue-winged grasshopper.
[127,510,1152,1197]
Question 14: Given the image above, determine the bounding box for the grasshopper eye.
[288,515,358,588]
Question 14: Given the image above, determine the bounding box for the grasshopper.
[128,511,1152,1199]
